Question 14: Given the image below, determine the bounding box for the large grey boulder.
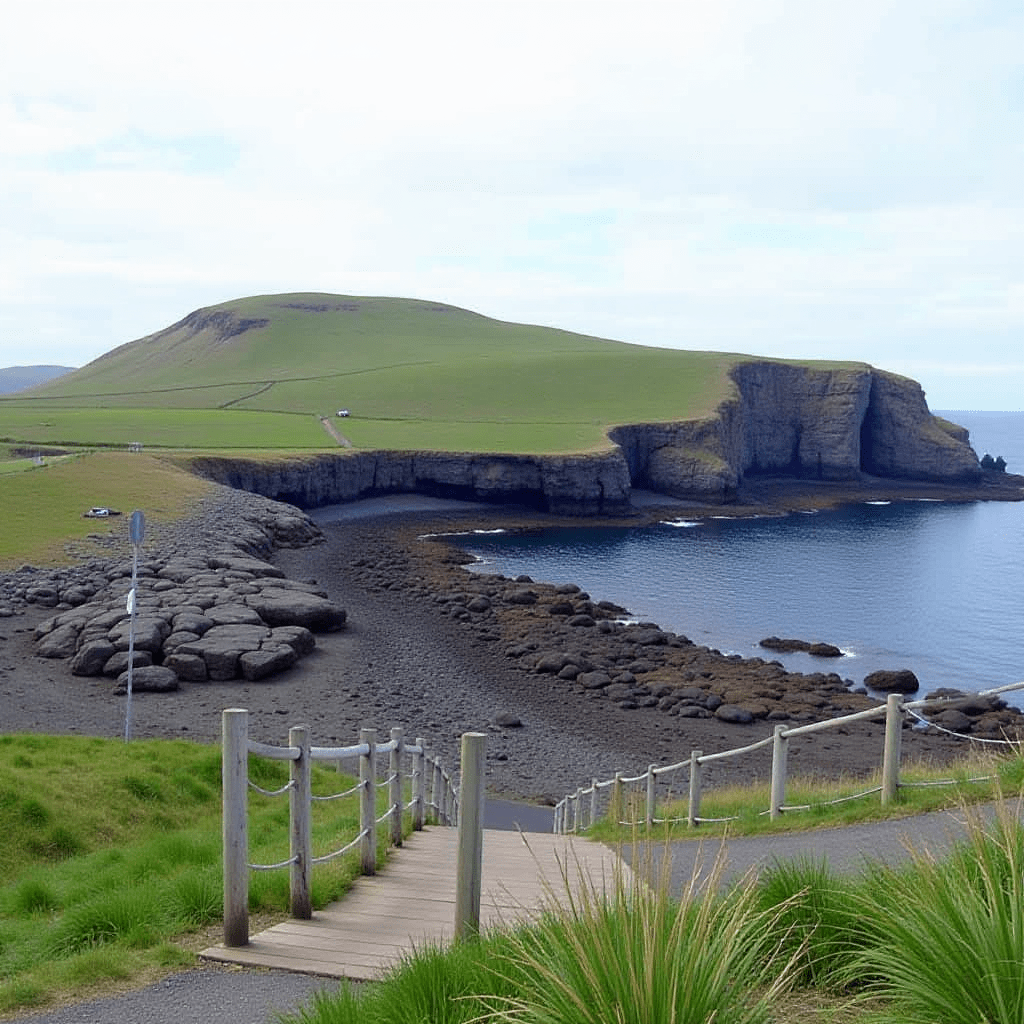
[864,669,920,694]
[244,589,347,631]
[114,665,179,693]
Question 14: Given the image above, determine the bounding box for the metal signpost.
[124,510,145,742]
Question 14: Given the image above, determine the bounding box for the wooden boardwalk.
[200,827,628,980]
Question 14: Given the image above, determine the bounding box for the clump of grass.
[482,845,798,1024]
[842,797,1024,1022]
[753,856,868,993]
[285,935,523,1024]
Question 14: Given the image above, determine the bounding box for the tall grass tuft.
[282,936,522,1024]
[48,887,164,956]
[753,855,877,994]
[477,844,799,1024]
[844,797,1024,1023]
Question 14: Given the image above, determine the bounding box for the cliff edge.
[609,362,981,502]
[188,361,984,514]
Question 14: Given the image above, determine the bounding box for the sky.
[1,0,1022,410]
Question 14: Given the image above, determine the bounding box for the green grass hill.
[1,293,803,455]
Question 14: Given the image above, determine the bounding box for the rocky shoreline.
[2,479,1023,803]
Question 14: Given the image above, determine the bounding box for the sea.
[463,411,1024,708]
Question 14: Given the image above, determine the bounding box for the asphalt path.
[10,798,1021,1024]
[619,798,1024,894]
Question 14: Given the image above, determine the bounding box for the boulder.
[244,589,347,632]
[163,652,209,681]
[239,644,299,681]
[715,704,755,724]
[104,650,153,676]
[36,624,80,658]
[70,638,117,676]
[115,665,179,693]
[864,669,920,694]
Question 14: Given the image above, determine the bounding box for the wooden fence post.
[359,728,377,875]
[687,749,703,828]
[413,737,426,830]
[881,693,904,806]
[610,770,623,826]
[289,725,312,920]
[430,758,442,824]
[390,727,404,847]
[455,732,486,941]
[222,708,249,947]
[770,725,788,821]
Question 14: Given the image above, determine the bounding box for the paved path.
[200,826,625,980]
[620,798,1024,894]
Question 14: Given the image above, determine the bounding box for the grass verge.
[0,734,399,1016]
[585,746,1024,843]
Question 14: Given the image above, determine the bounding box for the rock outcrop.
[186,361,982,513]
[610,364,981,501]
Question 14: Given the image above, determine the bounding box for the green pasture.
[5,292,873,455]
[0,451,213,568]
[0,405,331,450]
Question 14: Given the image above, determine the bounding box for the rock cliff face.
[610,362,980,501]
[188,449,634,516]
[188,361,981,513]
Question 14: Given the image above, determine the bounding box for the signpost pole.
[124,510,145,743]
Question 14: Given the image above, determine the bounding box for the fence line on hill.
[221,707,466,947]
[554,682,1024,835]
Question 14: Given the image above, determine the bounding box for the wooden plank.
[200,827,629,980]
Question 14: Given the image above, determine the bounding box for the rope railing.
[553,682,1024,834]
[221,709,460,948]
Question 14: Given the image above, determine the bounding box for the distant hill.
[17,293,747,450]
[0,365,76,394]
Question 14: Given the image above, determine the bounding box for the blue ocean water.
[464,411,1024,706]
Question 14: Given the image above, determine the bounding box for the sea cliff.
[187,361,985,513]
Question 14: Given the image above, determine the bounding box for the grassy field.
[0,451,214,568]
[3,292,856,455]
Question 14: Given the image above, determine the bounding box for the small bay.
[464,411,1024,707]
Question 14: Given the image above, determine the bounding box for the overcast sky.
[2,0,1021,410]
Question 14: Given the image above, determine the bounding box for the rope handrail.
[248,779,294,797]
[773,785,883,814]
[553,679,1024,835]
[250,854,298,871]
[247,740,299,761]
[311,829,369,865]
[311,781,363,802]
[905,706,1021,744]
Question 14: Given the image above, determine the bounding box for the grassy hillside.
[2,293,767,454]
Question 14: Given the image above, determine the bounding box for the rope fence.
[554,681,1024,835]
[221,708,461,947]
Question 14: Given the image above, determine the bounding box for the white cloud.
[0,0,1022,409]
